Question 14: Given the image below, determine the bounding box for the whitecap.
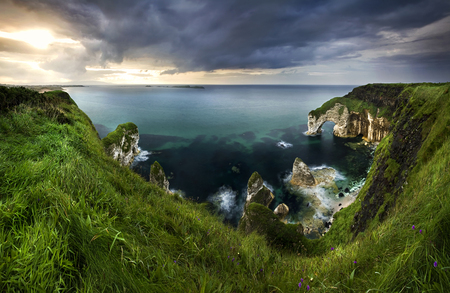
[133,147,152,162]
[208,186,239,219]
[263,181,274,192]
[281,171,293,183]
[276,140,293,149]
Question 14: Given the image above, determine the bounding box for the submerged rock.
[102,122,140,166]
[290,157,316,187]
[274,203,289,220]
[149,161,171,193]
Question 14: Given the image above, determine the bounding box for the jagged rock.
[239,172,274,233]
[149,161,171,193]
[290,157,316,187]
[102,122,140,166]
[246,172,274,207]
[274,203,289,220]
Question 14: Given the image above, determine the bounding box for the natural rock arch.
[306,103,390,142]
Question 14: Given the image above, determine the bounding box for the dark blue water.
[66,85,372,226]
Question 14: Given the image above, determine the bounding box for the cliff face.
[307,102,390,142]
[330,83,450,238]
[102,122,140,166]
[307,84,406,142]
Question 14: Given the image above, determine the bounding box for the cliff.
[307,84,406,142]
[1,84,450,292]
[102,122,140,166]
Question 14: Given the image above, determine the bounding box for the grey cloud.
[9,0,450,76]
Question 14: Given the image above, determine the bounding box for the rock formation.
[239,172,275,234]
[149,161,171,193]
[102,122,140,166]
[305,84,406,142]
[306,104,390,142]
[238,173,306,250]
[290,158,316,187]
[245,171,274,208]
[274,203,289,220]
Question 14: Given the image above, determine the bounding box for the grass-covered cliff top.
[309,83,448,120]
[1,84,449,292]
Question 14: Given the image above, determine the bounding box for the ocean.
[65,85,373,231]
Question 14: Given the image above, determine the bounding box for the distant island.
[146,85,205,89]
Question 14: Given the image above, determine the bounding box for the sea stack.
[102,122,140,167]
[245,171,275,208]
[149,161,171,193]
[290,157,317,187]
[274,203,289,220]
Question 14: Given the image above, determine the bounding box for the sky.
[0,0,449,85]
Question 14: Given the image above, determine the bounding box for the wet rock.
[274,203,289,220]
[345,188,350,193]
[290,157,316,187]
[245,172,274,207]
[339,192,345,198]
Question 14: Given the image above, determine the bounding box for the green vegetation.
[101,122,138,154]
[149,161,168,189]
[1,84,449,292]
[309,83,409,119]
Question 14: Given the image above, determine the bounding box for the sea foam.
[133,148,152,162]
[276,140,293,149]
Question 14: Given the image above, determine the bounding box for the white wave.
[133,147,152,162]
[263,181,274,192]
[309,165,346,181]
[282,171,293,183]
[303,131,321,136]
[170,189,185,198]
[276,140,293,149]
[309,164,329,171]
[208,186,238,218]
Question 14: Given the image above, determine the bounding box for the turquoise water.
[66,85,372,226]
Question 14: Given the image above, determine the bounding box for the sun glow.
[0,29,78,49]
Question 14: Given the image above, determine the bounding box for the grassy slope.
[0,85,449,292]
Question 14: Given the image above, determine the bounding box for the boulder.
[274,203,289,220]
[102,122,140,166]
[290,157,316,187]
[149,161,171,193]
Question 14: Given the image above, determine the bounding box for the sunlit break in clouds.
[0,0,449,85]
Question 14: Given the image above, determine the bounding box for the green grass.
[101,122,138,153]
[1,84,450,292]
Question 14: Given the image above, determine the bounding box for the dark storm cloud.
[10,0,450,74]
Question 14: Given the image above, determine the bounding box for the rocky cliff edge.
[102,122,140,166]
